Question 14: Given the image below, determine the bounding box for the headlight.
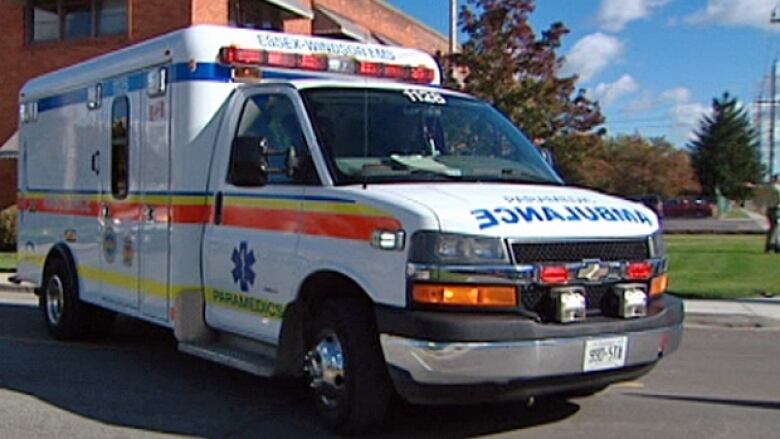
[649,230,665,257]
[410,232,510,265]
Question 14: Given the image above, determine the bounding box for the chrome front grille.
[511,240,650,264]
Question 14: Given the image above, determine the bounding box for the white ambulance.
[16,25,682,433]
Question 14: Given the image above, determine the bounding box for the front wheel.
[304,297,393,435]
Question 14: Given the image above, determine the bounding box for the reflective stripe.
[19,191,402,241]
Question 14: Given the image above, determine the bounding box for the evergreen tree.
[445,0,604,140]
[688,92,763,199]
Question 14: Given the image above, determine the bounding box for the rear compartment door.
[99,79,142,309]
[138,65,172,321]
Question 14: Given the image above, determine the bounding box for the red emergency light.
[627,261,653,280]
[540,265,570,285]
[218,45,437,84]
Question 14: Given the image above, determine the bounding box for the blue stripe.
[37,62,233,113]
[25,188,100,195]
[170,62,232,83]
[38,88,88,112]
[222,192,355,203]
[33,62,352,113]
[24,188,356,204]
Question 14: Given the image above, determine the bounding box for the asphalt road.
[1,292,778,439]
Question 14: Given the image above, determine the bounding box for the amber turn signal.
[650,274,669,297]
[412,284,517,307]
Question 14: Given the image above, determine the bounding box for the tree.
[602,136,701,198]
[445,0,604,141]
[688,92,763,199]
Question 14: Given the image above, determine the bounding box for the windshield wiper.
[407,169,463,180]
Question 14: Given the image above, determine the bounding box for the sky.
[387,0,780,147]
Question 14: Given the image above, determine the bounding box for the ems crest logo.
[231,241,256,292]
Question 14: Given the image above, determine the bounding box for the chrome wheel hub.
[304,330,345,408]
[45,275,65,325]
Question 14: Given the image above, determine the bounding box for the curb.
[664,230,766,235]
[0,283,36,294]
[684,312,780,330]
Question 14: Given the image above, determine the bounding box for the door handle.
[101,202,111,219]
[144,205,155,222]
[91,151,100,175]
[214,192,223,225]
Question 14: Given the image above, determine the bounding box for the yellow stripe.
[18,252,45,266]
[77,265,284,319]
[79,265,176,298]
[225,197,300,210]
[205,287,285,320]
[20,192,207,206]
[21,192,387,217]
[224,196,390,217]
[299,201,388,216]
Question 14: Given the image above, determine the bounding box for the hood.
[373,183,659,239]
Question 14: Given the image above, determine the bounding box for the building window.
[229,0,284,31]
[27,0,128,43]
[111,96,129,200]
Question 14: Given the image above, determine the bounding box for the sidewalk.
[683,296,780,328]
[664,210,768,234]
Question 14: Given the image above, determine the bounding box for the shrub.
[0,205,18,251]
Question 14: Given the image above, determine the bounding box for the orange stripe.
[19,196,402,241]
[223,206,299,233]
[222,206,401,241]
[170,204,212,223]
[300,211,401,240]
[19,197,212,225]
[35,199,100,216]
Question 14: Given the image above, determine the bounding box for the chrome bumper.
[380,323,682,386]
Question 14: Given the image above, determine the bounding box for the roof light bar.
[218,45,436,84]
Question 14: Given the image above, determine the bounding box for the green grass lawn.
[0,252,15,272]
[666,235,780,299]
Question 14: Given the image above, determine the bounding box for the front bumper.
[378,295,683,404]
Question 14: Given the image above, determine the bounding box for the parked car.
[626,194,663,223]
[662,197,715,218]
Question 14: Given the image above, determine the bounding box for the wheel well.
[298,271,372,316]
[275,271,374,377]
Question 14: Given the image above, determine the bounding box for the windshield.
[300,87,563,185]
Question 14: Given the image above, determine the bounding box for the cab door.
[138,66,171,321]
[203,89,315,343]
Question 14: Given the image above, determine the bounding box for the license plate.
[583,336,628,372]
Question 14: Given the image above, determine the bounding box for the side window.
[111,97,129,199]
[231,94,318,185]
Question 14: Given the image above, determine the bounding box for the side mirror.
[285,146,299,178]
[229,136,268,187]
[539,147,555,167]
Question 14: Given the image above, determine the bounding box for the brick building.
[0,0,449,209]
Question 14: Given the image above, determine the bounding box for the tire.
[304,297,393,435]
[40,256,114,340]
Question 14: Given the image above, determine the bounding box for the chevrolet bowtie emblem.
[577,262,610,282]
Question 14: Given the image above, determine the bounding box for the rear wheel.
[40,256,114,340]
[304,297,393,435]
